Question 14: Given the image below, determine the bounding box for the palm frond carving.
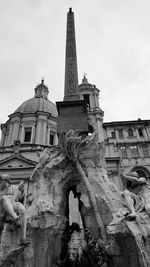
[60,130,107,242]
[59,129,86,162]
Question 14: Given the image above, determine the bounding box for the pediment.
[0,154,36,169]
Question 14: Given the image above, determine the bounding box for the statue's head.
[68,247,78,262]
[0,174,10,189]
[68,232,83,263]
[18,180,25,192]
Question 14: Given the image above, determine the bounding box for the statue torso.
[0,184,18,202]
[131,182,150,203]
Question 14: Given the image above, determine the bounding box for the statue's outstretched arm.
[138,177,147,184]
[122,172,139,184]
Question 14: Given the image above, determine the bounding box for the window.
[83,94,90,108]
[130,145,139,157]
[118,129,123,139]
[120,146,127,158]
[49,132,55,145]
[113,145,118,152]
[24,127,32,142]
[111,131,116,139]
[138,128,143,137]
[142,145,149,157]
[128,128,134,137]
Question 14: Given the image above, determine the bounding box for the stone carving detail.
[58,223,90,267]
[0,175,28,266]
[1,130,150,266]
[58,223,109,267]
[85,229,109,267]
[13,140,21,154]
[120,171,150,219]
[107,170,150,267]
[0,174,26,244]
[0,244,27,267]
[60,130,106,241]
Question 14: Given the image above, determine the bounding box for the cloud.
[0,0,150,124]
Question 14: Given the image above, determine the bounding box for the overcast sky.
[0,0,150,125]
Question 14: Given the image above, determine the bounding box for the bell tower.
[79,75,104,143]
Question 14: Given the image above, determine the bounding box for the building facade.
[103,119,150,189]
[0,8,150,190]
[0,79,58,183]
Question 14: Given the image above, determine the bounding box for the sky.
[0,0,150,125]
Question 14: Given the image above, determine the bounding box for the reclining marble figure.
[0,174,26,244]
[121,171,150,219]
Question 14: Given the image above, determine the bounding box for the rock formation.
[0,131,150,267]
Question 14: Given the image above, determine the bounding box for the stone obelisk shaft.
[64,8,79,101]
[56,8,88,135]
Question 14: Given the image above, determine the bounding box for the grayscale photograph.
[0,1,150,266]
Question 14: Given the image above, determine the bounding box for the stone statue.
[58,223,109,267]
[58,223,95,267]
[0,174,26,244]
[121,171,150,219]
[15,181,25,204]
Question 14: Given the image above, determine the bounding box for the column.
[19,125,24,142]
[145,126,150,140]
[12,120,20,142]
[0,126,6,147]
[90,93,95,109]
[115,130,119,142]
[143,127,148,141]
[35,119,42,144]
[123,129,127,142]
[54,133,58,145]
[96,93,100,108]
[31,126,35,144]
[41,120,47,145]
[46,128,50,145]
[135,129,140,141]
[7,123,14,145]
[96,114,104,143]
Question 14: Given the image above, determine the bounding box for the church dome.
[15,97,57,117]
[14,80,58,117]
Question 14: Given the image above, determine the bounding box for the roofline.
[0,154,37,165]
[103,119,150,127]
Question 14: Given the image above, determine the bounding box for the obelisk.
[64,8,79,101]
[56,9,88,135]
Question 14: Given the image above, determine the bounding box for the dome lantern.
[34,79,49,100]
[82,74,89,84]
